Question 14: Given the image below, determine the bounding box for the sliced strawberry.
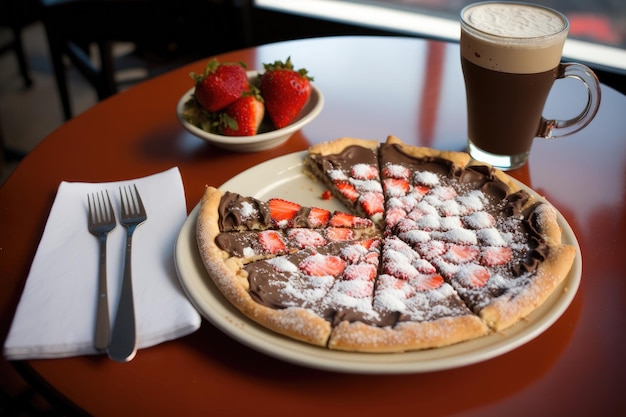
[382,164,410,179]
[258,230,286,254]
[343,280,375,298]
[414,274,444,291]
[445,244,479,264]
[413,258,437,274]
[414,185,431,198]
[364,250,379,265]
[325,227,353,242]
[406,209,425,222]
[360,192,384,216]
[335,181,359,202]
[261,57,312,129]
[457,264,490,288]
[385,207,407,229]
[308,207,330,228]
[299,254,346,277]
[481,246,512,266]
[383,178,410,197]
[351,164,379,180]
[416,240,447,260]
[320,190,333,200]
[192,60,249,112]
[394,218,419,234]
[343,263,377,281]
[287,229,326,248]
[329,211,373,228]
[384,259,418,281]
[268,198,301,226]
[221,94,265,136]
[379,276,414,299]
[359,238,379,250]
[433,186,457,200]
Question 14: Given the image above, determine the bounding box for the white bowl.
[176,71,324,152]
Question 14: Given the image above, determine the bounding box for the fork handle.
[94,235,110,351]
[109,227,138,362]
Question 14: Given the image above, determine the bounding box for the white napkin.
[4,167,201,360]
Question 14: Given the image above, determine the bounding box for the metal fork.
[87,190,116,352]
[108,184,147,362]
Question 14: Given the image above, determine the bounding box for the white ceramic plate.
[176,71,324,152]
[175,152,582,374]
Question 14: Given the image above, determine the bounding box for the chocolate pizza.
[196,136,576,352]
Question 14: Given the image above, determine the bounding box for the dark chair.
[0,0,40,89]
[38,0,253,120]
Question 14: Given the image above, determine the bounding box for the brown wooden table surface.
[1,36,625,416]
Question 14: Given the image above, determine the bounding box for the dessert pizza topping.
[197,136,576,352]
[247,240,383,324]
[217,191,374,232]
[306,140,385,226]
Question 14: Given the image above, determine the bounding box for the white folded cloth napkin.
[4,167,201,360]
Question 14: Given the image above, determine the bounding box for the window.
[255,0,626,71]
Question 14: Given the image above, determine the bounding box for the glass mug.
[460,1,601,170]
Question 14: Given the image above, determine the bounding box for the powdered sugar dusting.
[379,159,537,320]
[477,228,507,246]
[464,212,495,229]
[414,171,439,186]
[328,169,349,182]
[240,201,257,220]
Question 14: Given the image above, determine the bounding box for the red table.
[1,36,625,416]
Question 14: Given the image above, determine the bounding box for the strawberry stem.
[263,56,313,81]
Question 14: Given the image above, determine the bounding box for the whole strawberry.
[191,59,249,112]
[221,91,265,136]
[261,57,313,129]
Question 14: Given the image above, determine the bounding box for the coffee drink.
[460,2,600,170]
[461,58,558,155]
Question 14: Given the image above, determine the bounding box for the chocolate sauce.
[218,191,271,232]
[308,144,377,172]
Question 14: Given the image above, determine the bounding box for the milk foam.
[461,2,568,73]
[464,3,566,38]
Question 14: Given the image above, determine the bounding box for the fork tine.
[120,184,146,218]
[88,190,114,225]
[88,193,95,222]
[104,190,115,222]
[132,185,146,215]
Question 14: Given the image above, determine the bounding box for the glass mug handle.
[537,63,601,138]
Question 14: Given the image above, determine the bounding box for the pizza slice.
[439,202,577,331]
[247,238,382,325]
[328,236,488,352]
[379,136,576,332]
[208,187,375,232]
[215,226,379,265]
[304,137,385,227]
[196,186,381,346]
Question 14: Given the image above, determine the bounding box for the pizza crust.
[478,205,576,331]
[385,135,472,168]
[307,136,379,155]
[329,315,488,352]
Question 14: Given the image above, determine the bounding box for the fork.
[108,184,147,362]
[87,190,116,352]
